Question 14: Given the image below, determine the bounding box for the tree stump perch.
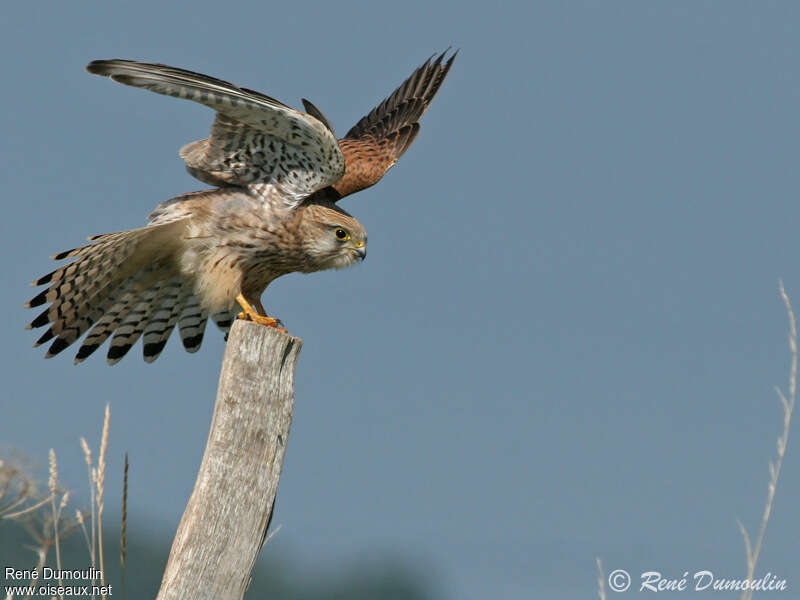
[156,320,302,600]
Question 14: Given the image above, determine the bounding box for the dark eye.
[334,228,350,241]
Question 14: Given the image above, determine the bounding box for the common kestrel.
[26,51,456,364]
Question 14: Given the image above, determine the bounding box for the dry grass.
[595,557,606,600]
[121,453,128,600]
[96,403,110,598]
[0,456,38,519]
[2,403,114,600]
[596,284,796,599]
[2,449,77,600]
[737,282,796,600]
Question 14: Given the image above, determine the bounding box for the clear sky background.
[2,2,799,598]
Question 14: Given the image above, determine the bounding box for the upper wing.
[86,59,345,207]
[327,49,457,200]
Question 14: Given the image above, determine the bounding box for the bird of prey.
[25,51,456,364]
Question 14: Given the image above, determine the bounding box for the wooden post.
[156,320,302,600]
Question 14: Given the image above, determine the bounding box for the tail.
[25,222,233,365]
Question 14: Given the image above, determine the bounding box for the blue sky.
[2,2,799,598]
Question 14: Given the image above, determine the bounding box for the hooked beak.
[353,241,366,261]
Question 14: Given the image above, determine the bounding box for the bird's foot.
[236,311,287,332]
[235,294,287,332]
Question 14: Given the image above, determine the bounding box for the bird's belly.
[182,241,291,313]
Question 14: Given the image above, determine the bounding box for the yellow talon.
[235,294,287,332]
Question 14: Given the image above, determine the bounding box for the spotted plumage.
[26,50,456,364]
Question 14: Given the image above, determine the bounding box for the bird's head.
[299,202,367,272]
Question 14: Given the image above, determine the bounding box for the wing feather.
[328,49,456,199]
[86,59,345,206]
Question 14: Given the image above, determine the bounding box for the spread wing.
[86,60,345,207]
[325,49,456,200]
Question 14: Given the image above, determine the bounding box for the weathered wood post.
[156,320,302,600]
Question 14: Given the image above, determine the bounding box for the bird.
[25,50,456,365]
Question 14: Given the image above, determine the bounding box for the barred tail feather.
[211,310,235,336]
[106,284,167,364]
[74,285,140,363]
[141,280,187,362]
[26,220,221,364]
[177,295,208,353]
